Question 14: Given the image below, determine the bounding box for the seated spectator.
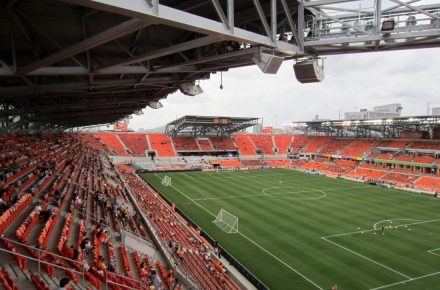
[57,277,71,290]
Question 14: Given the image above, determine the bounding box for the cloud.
[130,47,440,131]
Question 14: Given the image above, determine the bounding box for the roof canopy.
[165,115,258,137]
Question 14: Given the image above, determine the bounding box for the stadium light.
[381,19,395,31]
[148,100,163,109]
[179,81,203,96]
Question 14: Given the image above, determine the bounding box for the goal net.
[213,209,238,234]
[161,175,172,187]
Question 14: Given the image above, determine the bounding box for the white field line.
[181,172,195,179]
[321,237,412,280]
[427,247,440,257]
[370,271,440,290]
[372,219,422,230]
[322,218,440,286]
[156,175,324,290]
[322,218,440,239]
[182,171,286,180]
[192,186,369,201]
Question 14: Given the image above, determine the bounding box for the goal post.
[213,209,238,234]
[161,175,172,187]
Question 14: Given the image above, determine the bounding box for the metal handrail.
[0,237,149,289]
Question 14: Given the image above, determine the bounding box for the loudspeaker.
[293,59,325,83]
[252,52,284,74]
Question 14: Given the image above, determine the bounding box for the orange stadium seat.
[320,139,353,155]
[197,139,213,151]
[303,136,334,153]
[210,137,236,151]
[95,133,130,156]
[119,134,149,156]
[148,134,176,157]
[172,137,199,151]
[233,135,256,155]
[274,135,293,154]
[249,134,275,154]
[290,135,311,154]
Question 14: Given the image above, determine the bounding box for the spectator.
[57,277,70,290]
[150,270,162,290]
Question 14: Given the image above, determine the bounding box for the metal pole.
[375,0,382,33]
[271,0,277,42]
[38,249,41,274]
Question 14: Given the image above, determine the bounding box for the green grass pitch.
[141,169,440,290]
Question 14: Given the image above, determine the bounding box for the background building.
[344,103,403,120]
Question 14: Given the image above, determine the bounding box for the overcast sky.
[128,47,440,131]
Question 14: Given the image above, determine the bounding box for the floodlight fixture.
[148,100,163,109]
[179,81,203,96]
[381,19,395,31]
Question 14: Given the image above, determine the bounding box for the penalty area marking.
[369,271,440,290]
[427,247,440,257]
[373,219,423,230]
[154,174,324,290]
[322,218,440,288]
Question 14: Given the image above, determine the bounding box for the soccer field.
[141,169,440,290]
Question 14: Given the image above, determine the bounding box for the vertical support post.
[271,0,277,42]
[153,0,159,15]
[38,250,41,274]
[227,0,234,34]
[298,0,305,51]
[375,0,382,33]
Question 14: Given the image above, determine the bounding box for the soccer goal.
[161,175,172,187]
[213,209,238,234]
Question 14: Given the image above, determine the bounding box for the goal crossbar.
[213,209,238,234]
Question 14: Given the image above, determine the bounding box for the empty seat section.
[233,135,256,155]
[340,139,375,157]
[377,140,409,149]
[148,134,175,156]
[274,135,292,154]
[95,133,129,156]
[394,155,413,162]
[172,137,199,151]
[415,177,440,191]
[119,134,148,156]
[219,159,241,168]
[413,155,435,164]
[303,136,333,153]
[382,173,418,187]
[291,135,310,153]
[320,139,353,155]
[249,135,275,154]
[410,141,440,150]
[197,139,213,151]
[209,137,236,150]
[266,159,291,167]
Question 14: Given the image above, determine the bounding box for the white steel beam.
[388,0,440,21]
[210,0,229,29]
[252,0,274,42]
[19,18,150,75]
[309,7,372,35]
[60,0,300,55]
[96,36,219,72]
[304,0,355,7]
[304,29,440,46]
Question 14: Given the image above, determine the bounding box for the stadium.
[1,1,440,290]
